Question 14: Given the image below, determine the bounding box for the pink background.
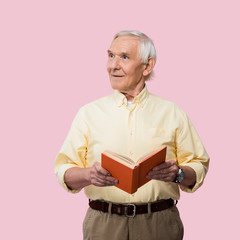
[1,0,239,239]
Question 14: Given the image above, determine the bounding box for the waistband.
[89,198,175,218]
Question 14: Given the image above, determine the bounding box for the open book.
[101,146,167,194]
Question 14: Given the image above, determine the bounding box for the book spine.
[131,167,140,194]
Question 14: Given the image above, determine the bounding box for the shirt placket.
[127,105,137,161]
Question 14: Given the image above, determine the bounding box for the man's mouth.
[111,75,124,77]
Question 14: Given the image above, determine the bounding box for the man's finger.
[94,175,118,186]
[152,160,175,171]
[94,163,111,176]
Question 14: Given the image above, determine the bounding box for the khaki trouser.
[83,205,183,240]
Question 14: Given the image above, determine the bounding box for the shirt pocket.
[147,128,176,160]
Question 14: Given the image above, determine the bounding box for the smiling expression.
[107,36,147,96]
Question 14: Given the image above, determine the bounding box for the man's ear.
[143,57,155,77]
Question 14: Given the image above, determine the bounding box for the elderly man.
[55,31,209,240]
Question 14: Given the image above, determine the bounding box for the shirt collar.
[113,85,149,109]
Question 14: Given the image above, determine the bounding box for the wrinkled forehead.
[108,35,141,55]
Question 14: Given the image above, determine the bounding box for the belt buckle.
[125,204,136,218]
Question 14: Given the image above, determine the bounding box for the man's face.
[107,36,146,93]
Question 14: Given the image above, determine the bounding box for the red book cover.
[101,146,167,194]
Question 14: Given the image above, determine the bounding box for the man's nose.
[110,57,121,70]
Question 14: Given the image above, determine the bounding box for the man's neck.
[121,83,145,101]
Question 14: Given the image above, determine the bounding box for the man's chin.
[111,85,122,91]
[110,81,123,91]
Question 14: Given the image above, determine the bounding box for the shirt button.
[130,151,133,155]
[130,131,133,135]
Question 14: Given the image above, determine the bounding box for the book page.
[136,146,167,164]
[136,150,158,164]
[104,150,136,168]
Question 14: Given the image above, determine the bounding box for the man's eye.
[123,55,129,59]
[109,54,114,58]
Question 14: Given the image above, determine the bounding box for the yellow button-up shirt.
[55,86,209,203]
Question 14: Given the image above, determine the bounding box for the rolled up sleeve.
[176,109,210,193]
[54,111,89,193]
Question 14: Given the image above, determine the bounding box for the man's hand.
[89,162,118,187]
[64,163,118,191]
[147,160,197,188]
[147,160,178,182]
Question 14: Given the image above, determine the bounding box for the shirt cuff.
[179,162,207,193]
[55,164,81,194]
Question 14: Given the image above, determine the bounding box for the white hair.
[113,30,156,80]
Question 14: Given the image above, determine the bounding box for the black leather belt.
[89,199,174,218]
